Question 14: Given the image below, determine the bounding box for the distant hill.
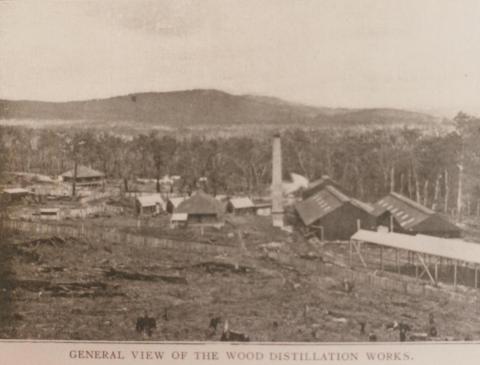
[0,89,442,128]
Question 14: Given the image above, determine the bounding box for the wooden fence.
[2,219,238,256]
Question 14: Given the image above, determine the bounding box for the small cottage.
[135,194,165,216]
[175,191,223,226]
[226,197,256,215]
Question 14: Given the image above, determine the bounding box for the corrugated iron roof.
[167,197,186,207]
[136,194,164,207]
[3,188,29,194]
[351,198,375,213]
[373,193,432,229]
[40,208,60,213]
[171,213,187,221]
[229,197,255,209]
[303,175,346,197]
[176,191,222,215]
[296,185,373,226]
[352,229,480,265]
[61,166,105,179]
[295,186,346,226]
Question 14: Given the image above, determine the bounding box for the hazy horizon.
[1,0,480,118]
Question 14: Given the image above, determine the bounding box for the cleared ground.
[1,216,480,342]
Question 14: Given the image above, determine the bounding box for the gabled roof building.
[61,166,105,186]
[135,194,165,215]
[226,197,255,214]
[295,185,375,240]
[302,175,348,200]
[372,192,461,238]
[166,196,186,214]
[175,191,224,226]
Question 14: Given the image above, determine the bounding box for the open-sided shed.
[351,229,480,288]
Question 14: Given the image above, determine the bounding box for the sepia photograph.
[1,0,480,357]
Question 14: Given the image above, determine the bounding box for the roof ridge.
[351,198,374,212]
[324,185,350,202]
[390,192,433,214]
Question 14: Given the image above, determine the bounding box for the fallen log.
[192,261,252,274]
[104,267,187,284]
[21,236,67,249]
[0,279,124,298]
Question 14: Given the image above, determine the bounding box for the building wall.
[187,214,219,225]
[312,203,374,240]
[63,176,104,185]
[226,203,255,215]
[137,204,157,215]
[414,215,462,238]
[256,207,272,216]
[166,201,176,214]
[375,211,405,233]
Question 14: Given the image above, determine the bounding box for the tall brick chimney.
[272,133,284,227]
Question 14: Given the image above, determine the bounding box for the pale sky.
[1,0,480,115]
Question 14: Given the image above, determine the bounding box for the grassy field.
[1,216,480,342]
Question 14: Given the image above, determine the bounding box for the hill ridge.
[0,89,441,128]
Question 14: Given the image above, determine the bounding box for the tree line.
[1,112,479,216]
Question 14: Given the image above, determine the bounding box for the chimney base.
[272,212,284,228]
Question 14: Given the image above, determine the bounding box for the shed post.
[434,262,438,283]
[453,261,458,288]
[349,241,353,268]
[395,249,400,273]
[475,266,478,289]
[320,226,324,241]
[414,255,418,279]
[356,219,361,231]
[389,215,394,232]
[380,246,384,271]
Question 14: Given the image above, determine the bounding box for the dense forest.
[1,112,479,216]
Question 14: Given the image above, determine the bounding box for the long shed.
[302,175,348,200]
[372,192,461,238]
[295,185,375,240]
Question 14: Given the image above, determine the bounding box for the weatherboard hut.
[226,197,256,215]
[135,194,165,216]
[61,166,105,187]
[2,188,30,204]
[175,190,223,226]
